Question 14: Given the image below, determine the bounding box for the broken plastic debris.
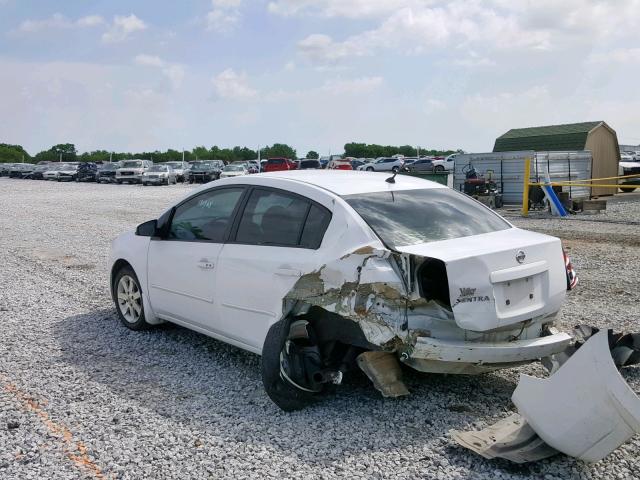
[454,330,640,463]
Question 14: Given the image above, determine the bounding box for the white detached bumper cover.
[513,330,640,462]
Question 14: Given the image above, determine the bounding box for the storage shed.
[493,121,620,196]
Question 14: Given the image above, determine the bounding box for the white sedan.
[109,171,575,411]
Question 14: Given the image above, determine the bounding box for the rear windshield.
[343,188,511,248]
[300,160,320,168]
[268,159,284,164]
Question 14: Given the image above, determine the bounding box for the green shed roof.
[493,121,604,152]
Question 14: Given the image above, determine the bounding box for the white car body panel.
[109,171,570,371]
[396,228,566,332]
[512,330,640,462]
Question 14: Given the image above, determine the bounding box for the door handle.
[275,268,302,277]
[197,259,215,270]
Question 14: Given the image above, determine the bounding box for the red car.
[263,157,298,172]
[327,158,353,170]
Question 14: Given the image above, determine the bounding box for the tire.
[112,266,149,331]
[261,318,320,412]
[116,180,122,184]
[366,167,374,172]
[435,165,445,172]
[392,166,399,173]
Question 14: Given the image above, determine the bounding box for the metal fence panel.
[453,151,592,204]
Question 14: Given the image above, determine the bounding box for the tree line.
[0,142,458,164]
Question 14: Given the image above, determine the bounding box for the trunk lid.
[396,228,566,332]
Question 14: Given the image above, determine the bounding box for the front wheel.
[366,167,374,172]
[434,165,445,172]
[113,266,149,331]
[392,166,399,173]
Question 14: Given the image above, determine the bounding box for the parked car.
[327,157,353,170]
[350,160,365,170]
[263,157,297,172]
[56,163,83,182]
[0,163,16,176]
[97,163,120,183]
[432,153,457,172]
[299,159,321,170]
[246,160,260,174]
[163,161,189,182]
[8,163,34,178]
[116,160,153,184]
[357,157,404,172]
[619,158,640,192]
[260,160,268,172]
[220,165,249,178]
[188,160,224,183]
[405,158,435,172]
[25,164,51,180]
[109,170,576,412]
[43,164,67,181]
[75,163,99,182]
[142,165,177,186]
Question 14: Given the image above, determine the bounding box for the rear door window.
[235,188,331,248]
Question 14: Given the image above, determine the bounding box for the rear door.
[215,187,332,350]
[147,186,245,332]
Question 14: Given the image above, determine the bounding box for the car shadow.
[52,309,585,473]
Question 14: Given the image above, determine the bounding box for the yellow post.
[522,157,531,217]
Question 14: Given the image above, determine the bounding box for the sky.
[1,0,639,156]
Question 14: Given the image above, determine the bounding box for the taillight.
[563,247,578,290]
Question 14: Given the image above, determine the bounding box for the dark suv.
[76,163,98,182]
[97,163,120,183]
[187,161,224,183]
[299,159,321,170]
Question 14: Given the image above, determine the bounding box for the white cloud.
[134,54,185,89]
[212,68,257,100]
[206,0,243,32]
[589,48,640,64]
[102,14,147,43]
[294,1,640,64]
[268,0,418,18]
[17,13,104,32]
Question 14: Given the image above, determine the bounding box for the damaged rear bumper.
[404,332,572,374]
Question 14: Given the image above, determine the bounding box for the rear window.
[267,158,285,165]
[343,188,510,248]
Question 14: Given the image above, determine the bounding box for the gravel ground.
[0,178,638,480]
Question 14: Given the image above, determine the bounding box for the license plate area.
[493,273,545,319]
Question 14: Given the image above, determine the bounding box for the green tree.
[305,150,319,159]
[261,143,296,159]
[0,143,31,163]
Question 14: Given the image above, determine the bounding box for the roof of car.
[258,170,447,196]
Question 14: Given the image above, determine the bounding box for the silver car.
[141,165,177,186]
[357,157,405,172]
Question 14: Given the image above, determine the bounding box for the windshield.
[343,188,511,248]
[100,163,117,170]
[60,164,76,171]
[148,165,167,172]
[165,162,182,168]
[224,165,243,171]
[193,162,214,170]
[122,161,143,168]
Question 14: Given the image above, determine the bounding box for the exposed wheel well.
[110,259,133,300]
[297,306,379,351]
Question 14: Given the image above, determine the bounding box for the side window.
[300,204,331,249]
[236,189,309,246]
[169,187,244,242]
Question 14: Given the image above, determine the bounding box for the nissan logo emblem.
[516,251,526,264]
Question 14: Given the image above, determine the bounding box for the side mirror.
[136,219,158,237]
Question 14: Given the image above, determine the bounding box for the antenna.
[385,171,398,183]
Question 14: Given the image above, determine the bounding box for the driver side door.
[147,186,245,333]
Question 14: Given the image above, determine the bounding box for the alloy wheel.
[116,275,142,323]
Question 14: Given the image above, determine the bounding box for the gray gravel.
[0,178,638,479]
